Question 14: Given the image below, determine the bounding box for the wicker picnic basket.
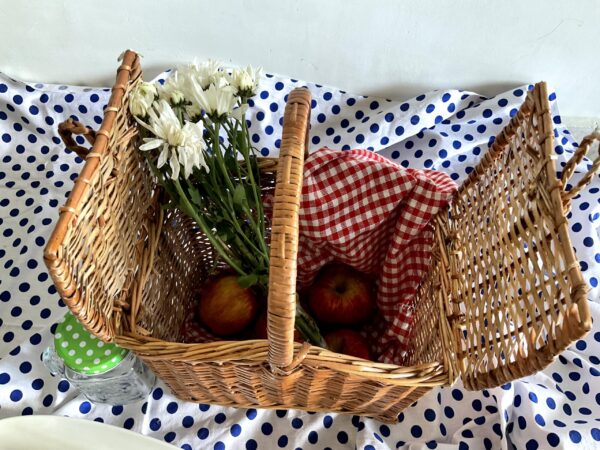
[45,50,598,422]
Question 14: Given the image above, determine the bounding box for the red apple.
[325,329,371,360]
[252,311,303,342]
[198,274,258,337]
[307,264,374,325]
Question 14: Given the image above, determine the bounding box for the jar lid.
[54,313,129,375]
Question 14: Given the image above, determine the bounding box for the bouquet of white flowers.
[129,61,325,346]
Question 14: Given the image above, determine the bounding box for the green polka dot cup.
[53,312,129,375]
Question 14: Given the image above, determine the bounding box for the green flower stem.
[172,178,246,276]
[205,122,262,236]
[239,117,269,258]
[200,182,265,260]
[295,298,328,347]
[203,124,267,268]
[220,120,246,182]
[211,123,238,197]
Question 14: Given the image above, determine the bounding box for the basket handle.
[58,118,97,159]
[560,131,600,209]
[267,88,312,371]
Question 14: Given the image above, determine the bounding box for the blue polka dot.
[245,439,257,450]
[123,418,134,429]
[42,394,53,407]
[411,425,423,438]
[246,408,256,420]
[446,405,460,421]
[166,402,178,414]
[525,439,539,450]
[79,401,92,414]
[258,422,273,436]
[337,431,348,444]
[528,392,538,403]
[152,388,163,400]
[215,413,226,424]
[164,432,176,443]
[181,415,194,428]
[149,418,161,431]
[231,424,241,437]
[308,431,318,444]
[410,115,420,125]
[534,414,545,426]
[19,362,32,374]
[198,428,209,440]
[277,435,288,448]
[379,425,390,437]
[569,430,582,443]
[323,415,333,428]
[0,373,10,384]
[424,409,436,421]
[450,389,463,401]
[546,433,560,447]
[29,333,41,345]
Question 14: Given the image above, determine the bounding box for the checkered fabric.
[297,148,456,362]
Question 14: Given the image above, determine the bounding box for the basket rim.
[115,334,451,387]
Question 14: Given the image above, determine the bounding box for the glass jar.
[43,312,156,404]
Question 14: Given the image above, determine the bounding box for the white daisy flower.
[137,100,209,179]
[129,81,157,118]
[179,60,224,91]
[189,80,238,120]
[157,72,186,106]
[231,65,261,97]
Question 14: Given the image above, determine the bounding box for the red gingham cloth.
[297,148,456,363]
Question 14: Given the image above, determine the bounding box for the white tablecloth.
[0,66,599,449]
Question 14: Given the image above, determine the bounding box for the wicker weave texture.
[445,85,592,390]
[45,50,596,421]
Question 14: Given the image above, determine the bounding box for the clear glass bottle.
[43,312,156,404]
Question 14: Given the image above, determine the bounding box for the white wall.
[1,0,599,123]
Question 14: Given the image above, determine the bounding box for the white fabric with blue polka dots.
[0,68,599,449]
